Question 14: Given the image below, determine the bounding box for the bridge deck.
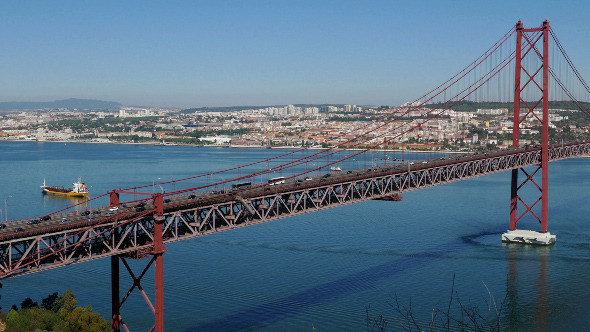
[1,142,588,278]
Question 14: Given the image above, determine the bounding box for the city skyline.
[1,0,589,108]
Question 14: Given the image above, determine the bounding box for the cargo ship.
[41,177,89,197]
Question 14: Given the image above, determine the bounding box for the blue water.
[1,141,590,331]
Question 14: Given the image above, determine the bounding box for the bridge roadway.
[1,141,589,278]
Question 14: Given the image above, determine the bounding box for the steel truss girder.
[1,143,590,279]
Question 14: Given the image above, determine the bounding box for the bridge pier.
[502,229,556,245]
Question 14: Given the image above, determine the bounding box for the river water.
[1,141,589,331]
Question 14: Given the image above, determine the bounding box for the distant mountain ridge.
[0,98,122,111]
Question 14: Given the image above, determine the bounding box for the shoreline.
[0,138,471,154]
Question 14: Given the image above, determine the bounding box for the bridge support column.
[110,194,166,331]
[153,193,165,332]
[111,255,124,332]
[503,20,555,245]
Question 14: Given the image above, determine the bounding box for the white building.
[199,136,232,144]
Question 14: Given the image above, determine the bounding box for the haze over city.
[2,0,590,108]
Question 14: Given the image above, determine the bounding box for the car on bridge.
[232,182,252,191]
[28,219,40,225]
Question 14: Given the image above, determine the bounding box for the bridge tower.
[503,20,556,245]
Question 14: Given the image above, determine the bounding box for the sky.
[1,0,590,108]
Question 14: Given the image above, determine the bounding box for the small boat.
[374,194,403,201]
[41,177,89,197]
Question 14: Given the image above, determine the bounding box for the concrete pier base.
[501,229,556,245]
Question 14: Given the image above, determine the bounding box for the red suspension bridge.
[2,20,590,331]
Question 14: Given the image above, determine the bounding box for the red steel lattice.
[510,20,550,232]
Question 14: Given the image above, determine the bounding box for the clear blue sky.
[1,0,589,108]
